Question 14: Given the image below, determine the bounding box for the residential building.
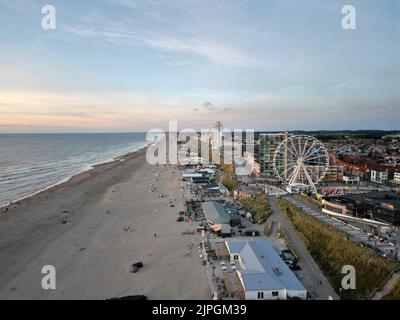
[299,165,343,183]
[259,132,288,179]
[212,121,223,149]
[343,175,360,184]
[244,151,260,176]
[394,172,400,184]
[324,165,344,182]
[371,170,389,184]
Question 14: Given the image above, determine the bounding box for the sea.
[0,133,153,208]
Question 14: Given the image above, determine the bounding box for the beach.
[0,148,210,300]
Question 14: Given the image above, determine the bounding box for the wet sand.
[0,148,210,300]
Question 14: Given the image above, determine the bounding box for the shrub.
[222,176,238,192]
[241,194,272,224]
[263,220,274,237]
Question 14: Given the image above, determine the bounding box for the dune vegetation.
[277,197,397,299]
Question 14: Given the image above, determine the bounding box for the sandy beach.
[0,148,210,300]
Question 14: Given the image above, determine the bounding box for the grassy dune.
[277,197,397,300]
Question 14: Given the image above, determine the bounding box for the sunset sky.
[0,0,399,133]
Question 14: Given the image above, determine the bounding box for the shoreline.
[0,141,210,299]
[0,144,149,213]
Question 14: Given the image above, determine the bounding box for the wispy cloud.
[165,60,192,67]
[0,0,32,11]
[66,24,259,67]
[146,36,259,67]
[1,0,398,132]
[0,90,201,131]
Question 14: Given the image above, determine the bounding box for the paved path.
[371,271,400,300]
[270,197,339,300]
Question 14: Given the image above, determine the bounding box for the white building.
[225,239,307,300]
[394,172,400,184]
[181,172,203,180]
[212,121,223,149]
[343,175,360,184]
[244,151,260,176]
[371,170,389,184]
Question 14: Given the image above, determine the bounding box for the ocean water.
[0,133,151,207]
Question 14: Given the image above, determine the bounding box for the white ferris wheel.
[273,135,329,193]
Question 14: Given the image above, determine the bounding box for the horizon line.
[1,129,400,135]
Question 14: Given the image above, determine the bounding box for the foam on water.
[0,133,152,208]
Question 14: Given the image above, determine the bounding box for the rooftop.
[226,239,306,293]
[203,201,231,224]
[328,191,400,211]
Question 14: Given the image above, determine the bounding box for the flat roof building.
[371,170,389,184]
[203,201,241,226]
[323,191,400,226]
[343,175,360,184]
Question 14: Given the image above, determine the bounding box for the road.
[269,196,339,300]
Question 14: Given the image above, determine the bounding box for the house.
[225,239,307,300]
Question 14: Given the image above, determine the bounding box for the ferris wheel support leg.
[288,163,301,187]
[302,164,317,194]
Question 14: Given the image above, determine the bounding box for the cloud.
[0,0,32,12]
[165,60,192,67]
[202,101,214,111]
[66,25,259,67]
[103,0,139,9]
[0,90,166,128]
[145,36,259,67]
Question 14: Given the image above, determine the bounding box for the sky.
[0,0,399,133]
